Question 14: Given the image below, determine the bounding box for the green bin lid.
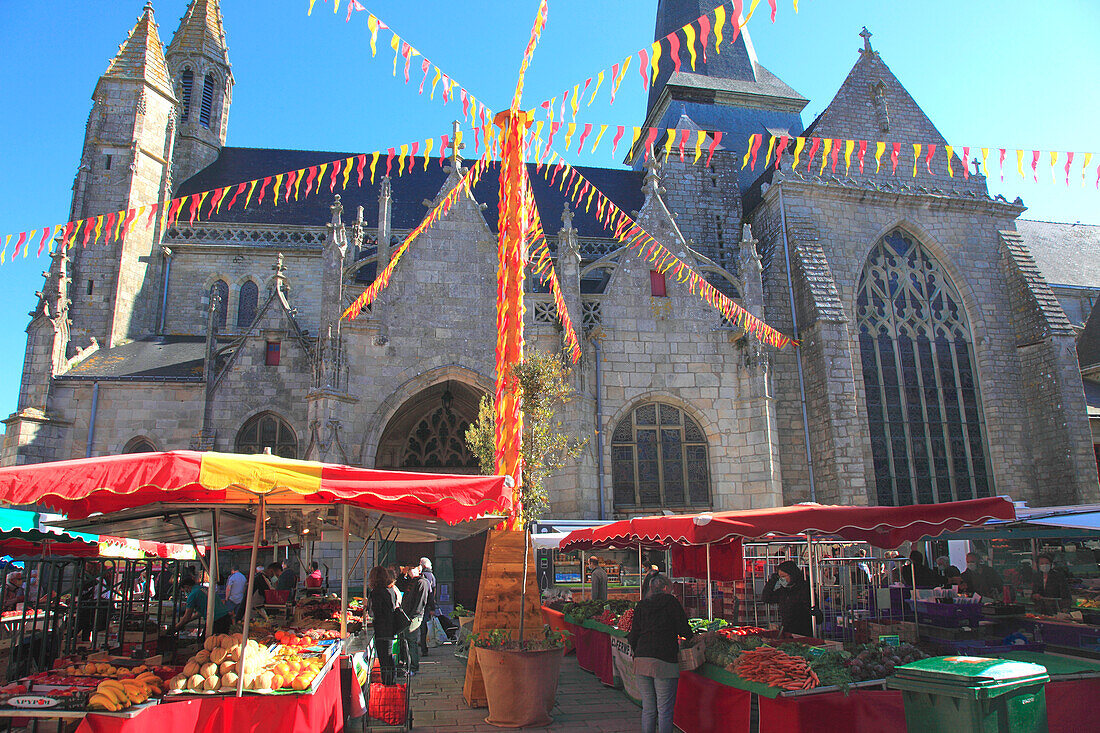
[893,656,1048,687]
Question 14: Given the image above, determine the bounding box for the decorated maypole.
[461,1,548,707]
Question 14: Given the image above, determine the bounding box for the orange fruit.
[274,663,290,678]
[292,675,310,691]
[274,631,285,642]
[300,636,313,646]
[270,674,284,690]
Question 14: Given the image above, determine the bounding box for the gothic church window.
[237,281,258,328]
[856,229,992,506]
[180,68,193,121]
[611,403,710,510]
[235,412,297,459]
[210,280,228,330]
[402,406,477,469]
[200,74,215,129]
[123,437,156,453]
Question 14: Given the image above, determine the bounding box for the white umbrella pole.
[235,497,264,697]
[806,533,817,638]
[340,505,349,640]
[206,508,219,640]
[706,543,713,621]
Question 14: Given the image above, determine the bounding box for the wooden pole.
[235,497,264,697]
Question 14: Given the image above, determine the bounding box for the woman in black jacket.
[368,566,401,684]
[761,560,813,637]
[627,574,692,733]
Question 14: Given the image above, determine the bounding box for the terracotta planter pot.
[476,646,564,728]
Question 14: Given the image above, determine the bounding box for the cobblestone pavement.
[360,645,641,732]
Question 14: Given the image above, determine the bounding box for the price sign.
[7,696,60,709]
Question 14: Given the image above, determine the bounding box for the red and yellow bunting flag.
[538,150,793,350]
[342,155,489,321]
[308,2,491,130]
[736,134,1100,189]
[532,0,798,121]
[1,134,456,267]
[525,194,581,363]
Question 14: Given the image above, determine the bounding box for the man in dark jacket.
[761,561,814,637]
[588,556,608,601]
[628,574,692,733]
[904,551,940,588]
[640,564,661,598]
[960,553,1003,599]
[1031,553,1072,611]
[399,565,430,674]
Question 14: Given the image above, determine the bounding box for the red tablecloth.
[673,669,750,733]
[758,689,904,733]
[76,663,344,733]
[573,624,615,686]
[541,607,576,654]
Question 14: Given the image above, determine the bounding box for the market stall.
[0,450,511,732]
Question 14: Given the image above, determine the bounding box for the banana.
[121,681,148,704]
[97,680,126,695]
[88,694,119,712]
[95,684,129,707]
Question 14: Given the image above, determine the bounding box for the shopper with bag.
[368,566,406,685]
[628,574,692,733]
[418,558,437,655]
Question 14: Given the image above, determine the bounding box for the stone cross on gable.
[972,159,982,177]
[643,154,662,196]
[860,27,873,54]
[448,120,465,169]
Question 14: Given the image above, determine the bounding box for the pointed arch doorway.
[374,379,487,609]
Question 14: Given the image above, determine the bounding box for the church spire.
[165,0,233,186]
[166,0,229,63]
[102,2,173,98]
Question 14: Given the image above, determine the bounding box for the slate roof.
[62,336,207,381]
[103,5,173,95]
[1078,302,1100,370]
[175,148,645,239]
[1014,220,1100,290]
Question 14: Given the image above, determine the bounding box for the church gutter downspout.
[85,382,99,458]
[778,185,817,502]
[594,337,606,520]
[158,247,172,334]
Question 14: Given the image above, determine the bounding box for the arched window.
[235,412,298,459]
[123,437,156,454]
[856,229,992,506]
[402,406,477,469]
[611,403,710,510]
[209,280,228,330]
[180,68,193,121]
[200,73,215,128]
[237,281,258,328]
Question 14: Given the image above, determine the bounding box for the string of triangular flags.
[308,0,496,155]
[0,132,467,267]
[525,191,582,364]
[532,0,796,126]
[741,134,1100,187]
[341,155,490,321]
[533,147,793,349]
[520,122,723,165]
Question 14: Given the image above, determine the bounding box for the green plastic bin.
[887,656,1049,733]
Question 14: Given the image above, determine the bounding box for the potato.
[221,672,239,689]
[203,675,219,691]
[187,674,205,691]
[200,663,218,679]
[182,662,200,678]
[210,647,228,665]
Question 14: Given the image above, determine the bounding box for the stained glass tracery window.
[856,230,992,506]
[611,403,710,510]
[402,406,477,469]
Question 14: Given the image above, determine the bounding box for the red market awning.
[0,450,512,525]
[560,497,1016,551]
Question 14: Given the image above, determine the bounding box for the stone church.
[5,0,1099,525]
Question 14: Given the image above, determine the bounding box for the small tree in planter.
[471,627,570,727]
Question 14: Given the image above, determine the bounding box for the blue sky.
[0,0,1097,420]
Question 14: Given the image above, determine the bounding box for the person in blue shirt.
[171,574,233,636]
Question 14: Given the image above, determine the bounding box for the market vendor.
[170,574,233,636]
[903,550,940,588]
[935,556,962,586]
[960,553,1004,599]
[761,561,814,637]
[1031,553,1073,610]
